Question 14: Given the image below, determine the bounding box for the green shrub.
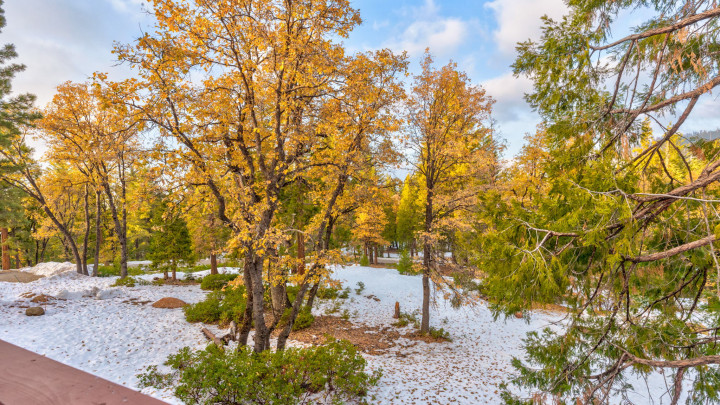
[316,286,339,300]
[200,274,238,290]
[355,281,365,295]
[428,327,451,341]
[112,277,136,287]
[359,254,369,266]
[184,286,247,325]
[97,265,146,277]
[293,309,314,331]
[138,338,381,405]
[338,288,350,299]
[396,250,415,275]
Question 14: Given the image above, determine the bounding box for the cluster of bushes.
[138,338,380,405]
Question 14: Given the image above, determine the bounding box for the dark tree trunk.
[305,281,321,311]
[93,190,102,277]
[374,246,379,264]
[103,181,128,278]
[81,184,91,276]
[296,232,305,275]
[210,253,218,275]
[1,228,10,271]
[237,262,254,346]
[420,187,433,334]
[249,255,269,352]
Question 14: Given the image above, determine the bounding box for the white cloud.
[485,0,568,57]
[382,0,472,57]
[482,72,533,121]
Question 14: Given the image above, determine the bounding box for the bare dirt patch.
[286,315,450,355]
[0,271,43,283]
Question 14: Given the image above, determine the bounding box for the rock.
[26,307,45,316]
[514,311,523,319]
[151,297,188,309]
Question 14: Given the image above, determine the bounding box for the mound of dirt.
[151,297,188,309]
[30,294,55,303]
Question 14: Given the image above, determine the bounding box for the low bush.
[138,338,381,405]
[292,309,315,331]
[184,286,246,325]
[316,286,340,300]
[428,327,451,341]
[200,274,238,290]
[359,254,369,266]
[112,277,136,287]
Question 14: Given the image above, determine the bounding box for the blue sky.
[3,0,570,157]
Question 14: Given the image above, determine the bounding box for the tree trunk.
[277,281,312,351]
[296,232,305,275]
[171,261,177,281]
[93,190,102,277]
[237,262,254,346]
[81,184,91,276]
[14,251,20,270]
[305,281,321,311]
[420,188,433,335]
[103,182,128,278]
[248,254,269,352]
[210,253,218,275]
[1,228,10,271]
[374,246,379,264]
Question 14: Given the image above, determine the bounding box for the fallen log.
[201,327,224,346]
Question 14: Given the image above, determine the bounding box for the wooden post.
[1,228,10,271]
[210,253,218,275]
[394,301,400,319]
[297,232,305,275]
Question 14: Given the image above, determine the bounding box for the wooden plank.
[0,339,169,405]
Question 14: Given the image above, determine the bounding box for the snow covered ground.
[0,263,676,404]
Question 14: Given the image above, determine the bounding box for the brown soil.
[151,297,188,308]
[30,294,54,303]
[0,271,43,283]
[285,315,450,355]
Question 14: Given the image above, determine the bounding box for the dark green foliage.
[112,277,136,287]
[200,274,238,290]
[316,286,340,300]
[396,250,415,275]
[292,309,314,331]
[148,199,195,274]
[138,338,381,405]
[97,265,145,277]
[359,254,369,266]
[427,327,451,341]
[184,286,246,325]
[354,281,365,295]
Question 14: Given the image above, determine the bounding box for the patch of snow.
[18,262,77,277]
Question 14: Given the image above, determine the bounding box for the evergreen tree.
[481,1,720,402]
[148,199,195,281]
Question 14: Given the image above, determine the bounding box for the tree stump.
[393,301,400,319]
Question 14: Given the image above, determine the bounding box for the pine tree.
[148,199,194,281]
